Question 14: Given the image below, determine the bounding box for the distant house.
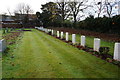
[0,15,21,28]
[14,13,37,22]
[0,15,16,28]
[0,15,16,24]
[0,14,37,28]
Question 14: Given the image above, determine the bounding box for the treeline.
[78,15,120,34]
[45,15,120,34]
[36,1,120,35]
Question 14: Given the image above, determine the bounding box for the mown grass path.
[2,29,119,78]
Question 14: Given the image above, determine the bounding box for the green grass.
[0,53,2,79]
[53,30,115,56]
[2,29,119,78]
[0,28,2,79]
[0,29,2,39]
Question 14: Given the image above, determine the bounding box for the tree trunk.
[73,14,77,29]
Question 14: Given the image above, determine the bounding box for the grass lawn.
[0,29,2,79]
[0,53,2,79]
[2,29,119,78]
[0,29,2,40]
[53,30,115,56]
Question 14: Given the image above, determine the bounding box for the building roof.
[0,15,14,22]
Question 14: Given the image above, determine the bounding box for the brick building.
[0,14,37,28]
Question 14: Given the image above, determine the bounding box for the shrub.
[6,28,9,33]
[77,15,120,34]
[99,47,109,54]
[3,29,6,34]
[106,58,113,62]
[93,51,99,55]
[48,31,52,35]
[112,60,120,66]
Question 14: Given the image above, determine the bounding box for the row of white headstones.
[35,27,120,61]
[0,39,7,52]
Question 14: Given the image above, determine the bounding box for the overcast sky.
[0,0,54,14]
[0,0,104,14]
[0,0,119,18]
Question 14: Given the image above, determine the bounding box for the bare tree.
[7,8,16,21]
[14,3,25,14]
[7,8,12,16]
[14,3,33,27]
[25,5,33,14]
[56,0,71,22]
[68,0,88,27]
[104,0,117,17]
[93,0,105,17]
[14,3,33,15]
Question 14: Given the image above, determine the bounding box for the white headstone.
[114,43,120,61]
[48,29,50,33]
[51,30,54,35]
[61,32,63,39]
[43,28,45,31]
[66,32,69,41]
[72,34,76,44]
[94,38,100,52]
[41,27,44,31]
[81,36,86,47]
[45,29,48,33]
[0,39,7,52]
[57,31,60,37]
